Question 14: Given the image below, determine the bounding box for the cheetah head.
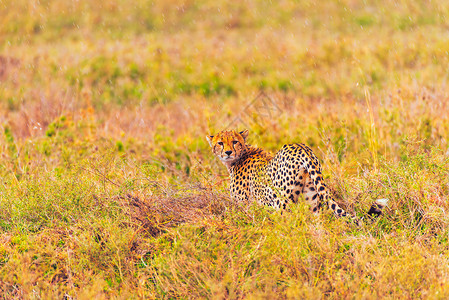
[206,129,249,166]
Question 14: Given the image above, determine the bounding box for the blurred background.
[2,1,449,150]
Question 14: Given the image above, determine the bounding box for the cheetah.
[207,129,386,223]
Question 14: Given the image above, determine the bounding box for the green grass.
[2,0,449,298]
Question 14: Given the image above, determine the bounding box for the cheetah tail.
[367,198,389,217]
[349,198,389,226]
[343,198,388,226]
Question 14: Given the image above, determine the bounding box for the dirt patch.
[120,190,236,237]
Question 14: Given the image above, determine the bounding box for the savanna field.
[2,0,449,298]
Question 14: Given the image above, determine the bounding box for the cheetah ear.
[239,129,249,141]
[206,135,214,147]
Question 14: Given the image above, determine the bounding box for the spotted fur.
[207,129,385,223]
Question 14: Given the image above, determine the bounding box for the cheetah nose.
[225,150,232,156]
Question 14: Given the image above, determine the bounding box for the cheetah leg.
[268,169,300,210]
[291,169,330,213]
[290,169,307,204]
[299,169,349,218]
[299,158,357,222]
[300,172,321,212]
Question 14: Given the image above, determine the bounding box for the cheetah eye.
[232,141,238,144]
[217,142,223,146]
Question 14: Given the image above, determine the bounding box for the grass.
[2,0,449,298]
